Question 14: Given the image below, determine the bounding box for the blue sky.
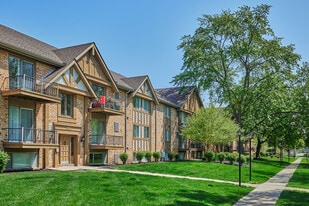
[1,0,308,99]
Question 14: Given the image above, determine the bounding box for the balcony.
[89,96,124,115]
[0,75,60,103]
[89,134,123,149]
[2,127,58,148]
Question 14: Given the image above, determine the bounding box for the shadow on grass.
[165,188,246,206]
[277,190,309,205]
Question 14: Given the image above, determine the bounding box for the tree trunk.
[255,139,262,159]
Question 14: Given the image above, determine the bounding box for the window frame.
[60,92,73,117]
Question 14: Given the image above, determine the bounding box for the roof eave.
[0,41,65,67]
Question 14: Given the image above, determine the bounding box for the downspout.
[155,104,157,151]
[124,90,130,153]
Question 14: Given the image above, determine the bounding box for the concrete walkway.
[233,157,304,206]
[50,157,308,205]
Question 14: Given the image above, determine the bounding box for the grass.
[286,158,309,189]
[276,190,309,206]
[117,157,292,184]
[0,170,252,206]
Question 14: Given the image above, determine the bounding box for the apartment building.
[0,24,203,171]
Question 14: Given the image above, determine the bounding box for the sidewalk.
[233,157,303,206]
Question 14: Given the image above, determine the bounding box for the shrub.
[204,151,215,162]
[145,152,152,162]
[0,151,9,173]
[217,152,226,163]
[175,153,180,161]
[136,151,144,163]
[226,153,238,165]
[168,152,175,161]
[119,152,128,165]
[152,152,161,162]
[237,154,247,165]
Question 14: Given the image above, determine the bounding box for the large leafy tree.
[172,4,303,156]
[181,106,239,150]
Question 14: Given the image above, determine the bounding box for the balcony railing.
[2,127,58,144]
[91,96,123,112]
[1,75,59,97]
[90,134,123,146]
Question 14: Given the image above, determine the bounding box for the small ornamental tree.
[145,152,152,162]
[217,152,226,163]
[0,151,9,173]
[226,153,238,165]
[204,151,215,162]
[175,153,180,161]
[168,152,175,161]
[136,151,144,163]
[153,152,161,162]
[237,154,247,166]
[120,152,128,165]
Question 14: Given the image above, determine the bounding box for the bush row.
[204,151,250,165]
[119,151,181,164]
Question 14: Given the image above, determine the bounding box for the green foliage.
[145,152,152,162]
[119,153,128,165]
[0,151,9,173]
[237,154,247,165]
[167,152,175,161]
[217,152,226,163]
[172,4,305,159]
[204,151,215,162]
[152,152,161,162]
[181,106,239,145]
[135,151,144,163]
[174,153,180,161]
[226,153,238,165]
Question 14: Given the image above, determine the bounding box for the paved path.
[50,157,308,205]
[233,157,304,206]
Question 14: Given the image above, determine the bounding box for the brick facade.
[0,25,203,170]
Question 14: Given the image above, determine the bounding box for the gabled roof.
[110,71,133,90]
[0,24,64,66]
[155,86,203,109]
[110,71,159,105]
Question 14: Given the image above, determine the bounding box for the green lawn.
[0,157,305,205]
[0,170,252,206]
[276,190,309,206]
[117,158,292,184]
[286,158,309,189]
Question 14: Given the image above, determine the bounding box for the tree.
[172,4,302,157]
[181,106,239,147]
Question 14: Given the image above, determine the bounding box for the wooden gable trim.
[132,77,159,105]
[75,43,119,93]
[47,61,96,98]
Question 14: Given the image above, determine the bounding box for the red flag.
[100,96,106,104]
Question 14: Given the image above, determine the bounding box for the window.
[180,112,187,125]
[6,152,38,169]
[91,118,105,144]
[92,84,105,96]
[164,106,170,118]
[89,152,107,165]
[133,125,140,138]
[60,93,73,116]
[9,56,34,90]
[144,127,150,138]
[9,106,34,142]
[133,97,150,112]
[164,129,170,141]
